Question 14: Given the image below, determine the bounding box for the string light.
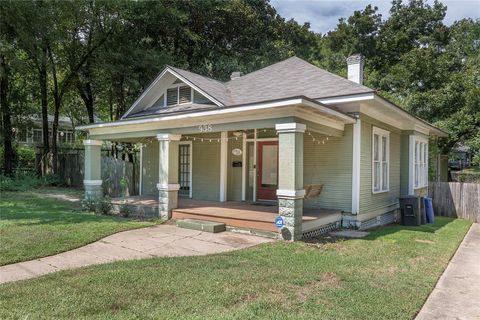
[139,128,332,147]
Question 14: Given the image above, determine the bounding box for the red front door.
[257,141,278,201]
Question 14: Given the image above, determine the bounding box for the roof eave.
[77,96,356,131]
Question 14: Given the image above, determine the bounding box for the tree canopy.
[1,0,479,174]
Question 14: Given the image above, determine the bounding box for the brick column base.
[157,184,180,220]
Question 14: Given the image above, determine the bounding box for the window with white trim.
[372,127,389,193]
[414,138,428,188]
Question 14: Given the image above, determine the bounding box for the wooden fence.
[428,182,480,222]
[37,150,139,197]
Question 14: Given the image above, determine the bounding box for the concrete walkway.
[0,225,273,284]
[416,223,480,320]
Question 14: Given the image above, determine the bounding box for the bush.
[16,146,36,169]
[0,172,43,192]
[94,196,113,215]
[80,198,97,212]
[0,145,36,172]
[80,196,113,215]
[119,202,133,218]
[43,173,62,186]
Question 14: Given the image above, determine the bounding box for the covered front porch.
[112,196,343,237]
[81,98,356,240]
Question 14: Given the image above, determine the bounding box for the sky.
[270,0,480,34]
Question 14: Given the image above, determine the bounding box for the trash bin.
[424,197,435,224]
[399,196,422,226]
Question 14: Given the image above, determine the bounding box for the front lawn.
[0,217,471,319]
[0,189,158,265]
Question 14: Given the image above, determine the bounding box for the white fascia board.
[373,95,447,137]
[121,67,224,119]
[78,98,354,132]
[122,68,170,119]
[302,99,356,123]
[318,92,375,105]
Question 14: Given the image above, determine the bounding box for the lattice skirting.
[302,221,341,239]
[359,210,399,230]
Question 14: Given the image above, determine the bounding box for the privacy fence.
[428,182,480,222]
[36,148,139,197]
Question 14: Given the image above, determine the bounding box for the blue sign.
[274,216,285,228]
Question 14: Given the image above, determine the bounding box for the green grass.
[0,188,159,266]
[0,217,471,320]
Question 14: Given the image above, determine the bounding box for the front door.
[256,141,278,201]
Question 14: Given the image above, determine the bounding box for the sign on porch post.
[275,216,285,228]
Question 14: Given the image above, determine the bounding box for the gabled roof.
[124,56,375,118]
[168,66,231,105]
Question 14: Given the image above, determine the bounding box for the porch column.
[275,123,306,241]
[156,133,181,220]
[83,139,103,200]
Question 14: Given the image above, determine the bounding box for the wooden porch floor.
[113,196,342,234]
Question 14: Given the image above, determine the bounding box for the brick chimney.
[346,54,364,85]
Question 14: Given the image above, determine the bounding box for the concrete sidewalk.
[416,223,480,320]
[0,225,273,284]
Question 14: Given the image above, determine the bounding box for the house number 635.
[198,124,213,132]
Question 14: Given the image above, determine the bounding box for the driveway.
[0,225,273,284]
[416,223,480,320]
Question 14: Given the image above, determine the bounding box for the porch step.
[176,219,226,233]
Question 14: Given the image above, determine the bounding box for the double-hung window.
[372,127,389,193]
[414,138,428,188]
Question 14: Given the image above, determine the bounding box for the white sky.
[270,0,480,33]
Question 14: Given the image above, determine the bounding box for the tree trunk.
[77,61,95,124]
[47,46,60,174]
[39,48,50,174]
[0,55,15,176]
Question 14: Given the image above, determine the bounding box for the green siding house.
[78,55,446,240]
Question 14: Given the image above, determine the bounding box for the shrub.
[120,178,128,198]
[16,146,36,169]
[43,173,62,186]
[0,172,43,192]
[119,202,133,218]
[80,198,97,212]
[95,196,113,215]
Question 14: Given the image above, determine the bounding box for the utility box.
[399,196,422,226]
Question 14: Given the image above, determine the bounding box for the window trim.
[179,141,193,198]
[164,82,193,107]
[413,136,428,190]
[372,126,390,194]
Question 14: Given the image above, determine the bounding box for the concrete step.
[176,219,226,233]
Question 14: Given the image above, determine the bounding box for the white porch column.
[276,123,306,241]
[83,139,103,200]
[219,131,228,202]
[351,118,361,215]
[156,133,181,220]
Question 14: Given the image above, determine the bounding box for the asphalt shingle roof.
[129,56,374,117]
[172,57,373,105]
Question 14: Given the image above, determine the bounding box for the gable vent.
[179,86,192,104]
[167,88,178,106]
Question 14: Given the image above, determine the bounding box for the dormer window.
[166,85,192,106]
